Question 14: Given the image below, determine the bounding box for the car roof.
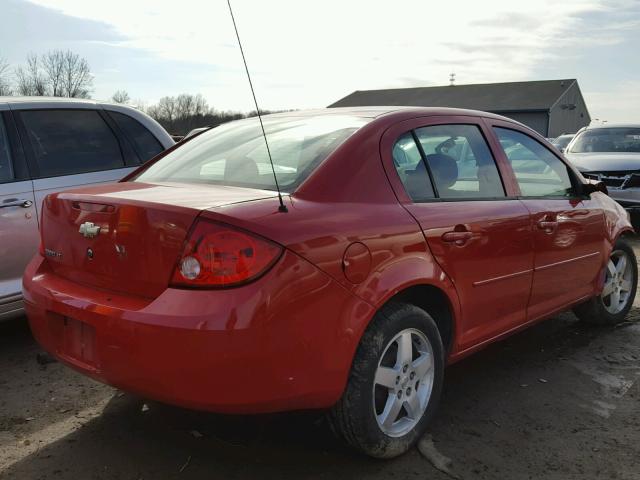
[0,96,100,105]
[0,96,146,112]
[266,106,517,122]
[0,96,175,148]
[583,123,640,130]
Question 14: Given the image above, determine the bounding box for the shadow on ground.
[2,307,639,479]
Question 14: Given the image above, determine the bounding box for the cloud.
[1,0,123,62]
[584,80,640,123]
[12,0,638,121]
[471,12,543,30]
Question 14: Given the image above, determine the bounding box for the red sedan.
[23,107,637,458]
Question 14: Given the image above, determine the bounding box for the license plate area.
[58,317,99,371]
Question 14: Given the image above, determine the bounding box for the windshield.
[568,128,640,153]
[134,115,369,191]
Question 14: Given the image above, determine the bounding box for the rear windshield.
[133,115,369,191]
[568,128,640,153]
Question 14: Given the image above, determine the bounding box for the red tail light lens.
[38,208,45,257]
[170,219,283,288]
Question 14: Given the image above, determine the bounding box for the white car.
[0,97,174,321]
[564,124,640,212]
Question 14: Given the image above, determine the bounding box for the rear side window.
[0,116,13,183]
[19,109,124,178]
[494,128,574,197]
[415,124,504,199]
[107,111,164,162]
[392,133,435,201]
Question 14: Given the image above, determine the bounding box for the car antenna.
[227,0,288,213]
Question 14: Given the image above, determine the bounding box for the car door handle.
[441,231,474,246]
[0,199,33,209]
[537,220,558,232]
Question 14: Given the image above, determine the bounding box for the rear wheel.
[574,238,637,325]
[329,302,444,458]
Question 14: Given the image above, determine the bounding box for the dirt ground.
[2,242,640,480]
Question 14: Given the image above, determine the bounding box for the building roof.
[328,79,578,112]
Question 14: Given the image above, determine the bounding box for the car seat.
[425,153,458,197]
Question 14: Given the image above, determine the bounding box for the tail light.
[38,206,45,257]
[170,218,283,288]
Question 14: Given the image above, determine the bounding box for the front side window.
[495,127,574,197]
[108,111,164,162]
[135,115,369,191]
[0,116,13,183]
[19,109,124,178]
[414,124,505,199]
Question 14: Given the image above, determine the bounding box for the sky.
[1,0,639,122]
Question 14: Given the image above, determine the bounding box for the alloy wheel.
[373,328,434,437]
[601,249,634,314]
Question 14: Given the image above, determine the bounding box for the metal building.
[328,79,590,138]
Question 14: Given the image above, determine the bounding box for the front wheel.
[329,302,444,458]
[574,238,637,325]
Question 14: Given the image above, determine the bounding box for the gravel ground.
[1,240,640,480]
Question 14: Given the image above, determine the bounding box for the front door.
[383,118,534,350]
[490,124,606,320]
[0,110,38,315]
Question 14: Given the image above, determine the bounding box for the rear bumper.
[23,253,374,414]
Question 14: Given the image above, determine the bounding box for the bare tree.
[111,90,130,104]
[155,96,179,123]
[0,58,12,96]
[130,98,147,111]
[42,50,65,96]
[15,50,92,98]
[147,93,249,135]
[60,50,92,98]
[15,54,47,96]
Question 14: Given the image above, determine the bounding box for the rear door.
[13,106,138,214]
[382,116,534,349]
[103,110,165,163]
[489,121,605,320]
[0,108,39,310]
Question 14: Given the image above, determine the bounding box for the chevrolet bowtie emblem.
[79,222,101,238]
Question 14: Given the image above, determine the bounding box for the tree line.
[1,50,92,98]
[1,51,286,136]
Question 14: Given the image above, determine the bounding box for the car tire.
[328,302,444,458]
[573,238,637,325]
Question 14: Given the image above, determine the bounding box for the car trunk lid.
[41,182,278,298]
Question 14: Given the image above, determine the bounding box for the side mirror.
[581,180,608,196]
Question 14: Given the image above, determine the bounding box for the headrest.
[425,153,457,188]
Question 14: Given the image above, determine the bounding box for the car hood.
[565,152,640,172]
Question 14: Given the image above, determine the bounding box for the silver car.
[0,97,174,320]
[551,133,574,153]
[564,124,640,212]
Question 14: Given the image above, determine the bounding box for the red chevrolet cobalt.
[23,107,637,458]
